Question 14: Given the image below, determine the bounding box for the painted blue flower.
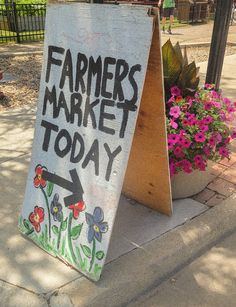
[85,207,108,243]
[50,193,63,222]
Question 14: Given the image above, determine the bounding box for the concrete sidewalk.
[1,23,236,306]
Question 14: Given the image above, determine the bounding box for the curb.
[51,194,236,306]
[180,41,236,48]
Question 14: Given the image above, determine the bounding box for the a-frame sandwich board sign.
[123,8,172,216]
[19,3,172,281]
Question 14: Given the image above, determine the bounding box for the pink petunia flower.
[170,119,178,129]
[181,160,193,173]
[187,97,194,108]
[231,128,236,139]
[205,84,214,90]
[187,113,195,120]
[219,111,227,121]
[189,118,197,125]
[219,147,229,158]
[195,132,206,143]
[211,90,219,99]
[215,133,222,144]
[174,146,185,158]
[223,97,231,106]
[209,136,216,147]
[212,101,221,108]
[168,140,174,150]
[167,96,175,107]
[199,124,209,132]
[171,86,181,97]
[227,106,236,113]
[170,106,181,119]
[194,155,204,163]
[203,116,213,125]
[169,161,177,177]
[195,161,206,171]
[181,138,191,148]
[168,134,180,144]
[203,146,211,157]
[178,135,185,143]
[204,102,212,110]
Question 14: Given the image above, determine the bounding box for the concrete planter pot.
[171,167,212,199]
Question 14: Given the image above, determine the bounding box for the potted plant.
[162,40,236,199]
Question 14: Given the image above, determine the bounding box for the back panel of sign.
[19,4,153,281]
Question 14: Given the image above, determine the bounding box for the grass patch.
[0,29,44,43]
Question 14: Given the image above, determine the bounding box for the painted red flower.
[68,201,86,219]
[34,164,47,188]
[29,206,44,232]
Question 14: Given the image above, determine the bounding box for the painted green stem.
[40,186,51,239]
[26,229,34,236]
[68,212,77,264]
[57,213,64,250]
[75,246,83,267]
[57,222,62,250]
[89,238,96,272]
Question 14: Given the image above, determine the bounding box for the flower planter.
[171,167,212,199]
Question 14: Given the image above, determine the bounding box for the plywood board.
[123,16,172,216]
[19,4,154,281]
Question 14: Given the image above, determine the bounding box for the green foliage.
[0,0,46,17]
[71,223,83,240]
[61,218,68,231]
[46,181,54,197]
[81,245,92,258]
[52,225,59,235]
[162,39,200,100]
[96,251,105,261]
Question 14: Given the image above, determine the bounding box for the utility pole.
[206,0,233,89]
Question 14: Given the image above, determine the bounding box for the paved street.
[129,228,236,307]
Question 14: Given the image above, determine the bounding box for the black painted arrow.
[42,169,84,207]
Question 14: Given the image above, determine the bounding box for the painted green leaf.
[47,181,54,197]
[96,251,105,261]
[94,264,102,275]
[23,219,31,231]
[61,218,68,231]
[81,258,88,271]
[81,244,91,258]
[71,223,83,240]
[52,225,59,235]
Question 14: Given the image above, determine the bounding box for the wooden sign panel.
[123,13,172,216]
[19,4,154,281]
